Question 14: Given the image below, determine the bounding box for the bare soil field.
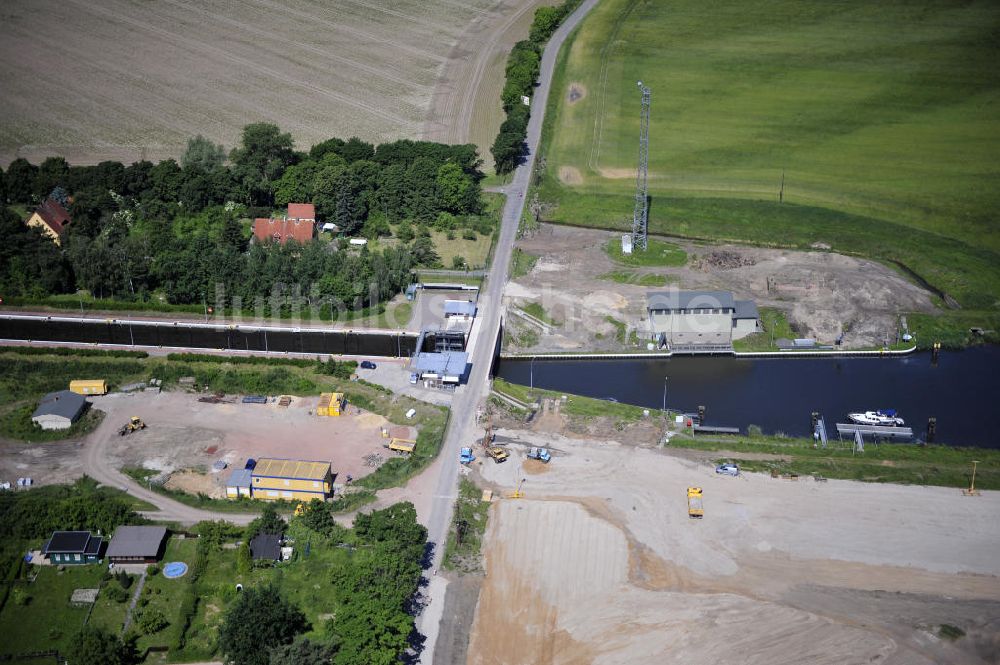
[0,0,541,166]
[424,0,559,170]
[0,391,415,496]
[467,431,1000,664]
[505,224,936,352]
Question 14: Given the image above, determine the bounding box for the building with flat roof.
[32,390,87,430]
[443,299,477,319]
[225,468,253,498]
[42,531,103,564]
[251,458,333,501]
[646,290,760,348]
[411,351,469,384]
[106,526,167,563]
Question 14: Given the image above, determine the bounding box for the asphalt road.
[415,0,602,655]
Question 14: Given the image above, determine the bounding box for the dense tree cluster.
[491,0,582,174]
[0,125,486,309]
[219,585,308,665]
[0,476,142,539]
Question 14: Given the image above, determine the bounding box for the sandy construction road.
[467,432,1000,664]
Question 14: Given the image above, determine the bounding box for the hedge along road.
[414,0,603,659]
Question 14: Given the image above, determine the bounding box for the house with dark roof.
[646,290,760,347]
[42,531,103,564]
[26,198,73,245]
[32,390,87,430]
[106,526,168,563]
[249,533,282,561]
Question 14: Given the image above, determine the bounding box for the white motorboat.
[848,410,905,427]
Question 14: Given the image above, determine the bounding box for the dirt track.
[467,432,1000,664]
[0,0,539,166]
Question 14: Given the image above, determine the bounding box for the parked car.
[360,360,377,369]
[715,463,739,476]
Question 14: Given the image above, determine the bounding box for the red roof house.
[286,203,316,222]
[253,217,315,245]
[26,199,73,245]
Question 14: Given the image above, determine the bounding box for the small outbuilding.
[42,531,103,565]
[106,526,168,564]
[225,468,253,498]
[410,351,469,384]
[249,533,282,561]
[443,299,477,320]
[32,390,87,430]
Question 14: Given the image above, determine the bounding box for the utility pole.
[631,82,651,252]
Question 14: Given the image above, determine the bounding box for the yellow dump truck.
[385,438,416,454]
[316,392,344,416]
[70,379,107,396]
[687,487,704,519]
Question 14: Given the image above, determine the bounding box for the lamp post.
[530,356,535,393]
[662,376,668,413]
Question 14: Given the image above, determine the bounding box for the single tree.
[182,135,227,172]
[218,585,307,665]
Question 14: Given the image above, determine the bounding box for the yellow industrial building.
[250,458,333,501]
[316,392,344,416]
[69,380,108,395]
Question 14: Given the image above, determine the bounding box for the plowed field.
[0,0,543,166]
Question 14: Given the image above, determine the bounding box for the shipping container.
[69,379,107,395]
[316,392,344,416]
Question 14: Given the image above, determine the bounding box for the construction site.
[504,225,938,353]
[448,422,1000,665]
[0,389,419,499]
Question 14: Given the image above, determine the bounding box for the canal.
[0,316,418,357]
[495,347,1000,448]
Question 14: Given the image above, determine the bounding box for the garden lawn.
[0,565,105,655]
[537,0,1000,311]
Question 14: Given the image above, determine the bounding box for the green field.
[537,0,1000,313]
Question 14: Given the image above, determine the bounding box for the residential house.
[42,531,103,564]
[252,203,316,245]
[25,198,72,245]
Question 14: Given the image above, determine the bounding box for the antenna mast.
[631,82,651,251]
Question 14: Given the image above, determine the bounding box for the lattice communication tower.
[631,82,651,251]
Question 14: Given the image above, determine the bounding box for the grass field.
[0,0,522,166]
[537,0,1000,313]
[0,565,106,656]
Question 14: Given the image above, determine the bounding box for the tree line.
[491,1,583,174]
[0,125,486,309]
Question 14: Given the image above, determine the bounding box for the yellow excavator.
[118,416,146,436]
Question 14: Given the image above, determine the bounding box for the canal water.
[495,347,1000,448]
[0,317,418,357]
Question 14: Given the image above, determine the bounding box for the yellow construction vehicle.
[687,487,704,519]
[385,438,416,455]
[118,416,146,436]
[486,446,509,463]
